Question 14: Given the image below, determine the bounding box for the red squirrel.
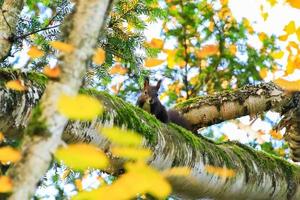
[137,77,192,131]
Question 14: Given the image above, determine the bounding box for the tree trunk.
[6,0,113,199]
[0,70,299,200]
[0,0,24,61]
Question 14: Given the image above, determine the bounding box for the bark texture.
[6,0,113,199]
[0,0,24,61]
[0,70,299,200]
[175,83,290,131]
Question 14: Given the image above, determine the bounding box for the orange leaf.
[287,0,300,9]
[27,46,44,59]
[258,32,267,42]
[196,44,219,58]
[259,68,268,79]
[43,66,61,78]
[109,64,128,75]
[205,165,236,178]
[274,78,300,91]
[5,80,27,91]
[144,58,165,68]
[149,38,164,49]
[0,132,4,142]
[75,179,83,191]
[229,44,237,55]
[278,34,289,41]
[0,176,13,193]
[93,48,106,65]
[270,130,283,140]
[0,146,21,163]
[162,167,191,177]
[50,41,74,53]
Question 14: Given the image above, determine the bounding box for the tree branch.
[175,82,290,131]
[0,70,299,200]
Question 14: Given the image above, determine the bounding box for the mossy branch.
[0,70,299,199]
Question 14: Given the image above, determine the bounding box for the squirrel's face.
[143,86,159,104]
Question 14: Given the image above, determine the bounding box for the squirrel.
[137,77,193,132]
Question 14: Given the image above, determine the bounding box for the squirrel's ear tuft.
[156,79,162,90]
[144,77,150,88]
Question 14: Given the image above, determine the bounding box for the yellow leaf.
[144,58,165,68]
[205,165,236,178]
[261,12,268,21]
[0,147,21,163]
[73,162,171,200]
[149,38,164,49]
[287,0,300,9]
[271,51,284,59]
[93,48,106,65]
[296,27,300,42]
[259,68,268,79]
[50,41,74,53]
[57,94,103,121]
[162,167,191,177]
[208,20,214,32]
[75,179,83,191]
[242,18,254,34]
[267,0,277,6]
[229,44,237,55]
[270,130,283,140]
[100,126,142,147]
[196,44,219,58]
[284,21,296,35]
[55,144,108,171]
[43,65,61,78]
[278,34,289,41]
[164,49,177,68]
[27,46,44,59]
[108,64,128,75]
[286,57,295,74]
[258,32,267,42]
[274,78,300,91]
[190,75,199,85]
[0,176,13,193]
[5,80,27,91]
[220,0,228,6]
[111,147,152,160]
[124,162,171,199]
[0,132,4,142]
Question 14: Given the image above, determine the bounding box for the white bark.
[8,0,113,199]
[176,83,289,130]
[0,0,24,61]
[0,72,299,200]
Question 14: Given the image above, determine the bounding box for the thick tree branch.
[0,70,299,200]
[175,83,290,131]
[0,0,24,61]
[7,0,113,199]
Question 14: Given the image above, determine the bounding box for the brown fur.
[137,78,192,131]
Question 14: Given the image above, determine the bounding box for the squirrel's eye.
[144,91,147,95]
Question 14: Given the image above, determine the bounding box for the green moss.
[0,68,48,87]
[175,96,202,109]
[80,89,160,144]
[26,71,48,87]
[26,103,49,136]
